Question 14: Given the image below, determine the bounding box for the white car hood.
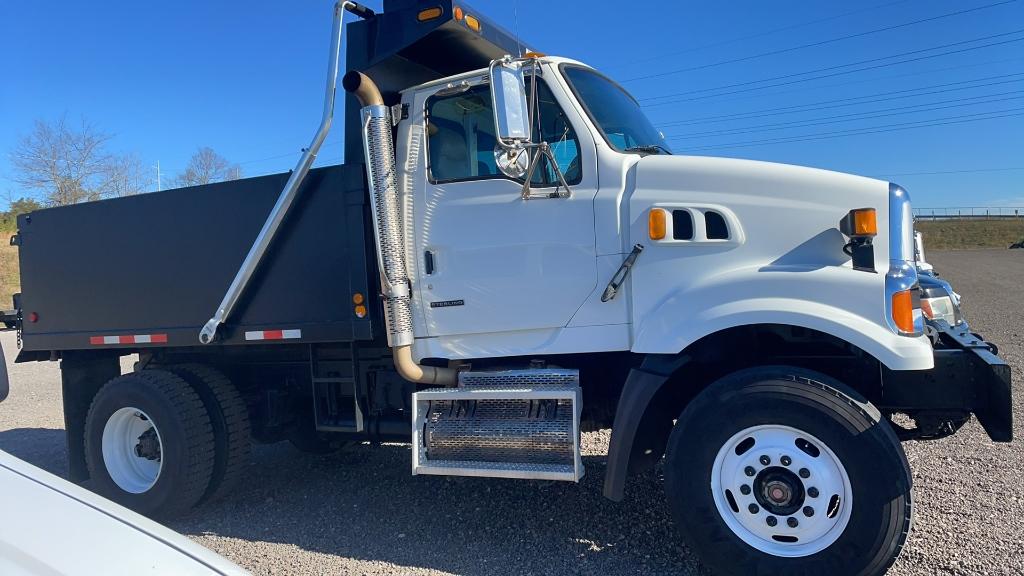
[0,450,249,576]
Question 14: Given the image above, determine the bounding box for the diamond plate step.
[412,369,583,481]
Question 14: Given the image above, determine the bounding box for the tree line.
[5,115,243,216]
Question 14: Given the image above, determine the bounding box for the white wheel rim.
[710,424,852,558]
[102,407,163,493]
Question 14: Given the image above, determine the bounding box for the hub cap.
[710,425,852,557]
[102,407,163,493]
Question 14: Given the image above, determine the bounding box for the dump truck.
[3,1,1012,574]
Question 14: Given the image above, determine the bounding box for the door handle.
[424,250,435,275]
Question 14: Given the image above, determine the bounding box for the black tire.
[84,370,215,518]
[161,364,251,503]
[665,366,912,576]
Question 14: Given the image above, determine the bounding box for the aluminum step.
[412,369,583,481]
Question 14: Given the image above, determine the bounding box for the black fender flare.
[603,353,690,501]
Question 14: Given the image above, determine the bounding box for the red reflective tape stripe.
[119,335,134,344]
[151,333,168,343]
[264,329,284,340]
[89,336,105,345]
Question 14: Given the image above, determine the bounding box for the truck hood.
[628,153,894,267]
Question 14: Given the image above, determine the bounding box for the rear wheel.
[160,364,251,503]
[665,367,912,576]
[84,370,215,518]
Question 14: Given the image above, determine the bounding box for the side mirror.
[489,57,531,145]
[488,56,572,199]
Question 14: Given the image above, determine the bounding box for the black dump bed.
[16,165,375,354]
[15,0,528,356]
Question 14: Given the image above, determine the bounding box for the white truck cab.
[399,57,933,372]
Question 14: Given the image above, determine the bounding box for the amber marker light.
[352,292,365,305]
[417,7,443,21]
[649,208,667,240]
[453,6,464,20]
[354,305,368,318]
[840,208,877,238]
[464,14,481,32]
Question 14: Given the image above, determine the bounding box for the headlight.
[920,294,957,325]
[919,281,964,326]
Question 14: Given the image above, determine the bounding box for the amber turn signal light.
[649,208,667,240]
[891,289,916,334]
[840,208,877,237]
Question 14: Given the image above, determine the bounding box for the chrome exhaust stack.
[343,71,456,386]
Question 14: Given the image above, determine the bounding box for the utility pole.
[154,160,162,192]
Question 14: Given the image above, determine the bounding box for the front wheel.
[665,367,912,576]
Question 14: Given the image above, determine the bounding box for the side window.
[425,80,581,186]
[426,85,496,182]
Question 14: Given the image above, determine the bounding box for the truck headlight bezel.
[885,184,924,337]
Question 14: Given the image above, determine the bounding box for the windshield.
[561,65,670,154]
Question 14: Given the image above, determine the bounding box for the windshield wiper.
[624,144,672,155]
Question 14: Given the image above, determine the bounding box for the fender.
[631,266,934,371]
[603,353,689,501]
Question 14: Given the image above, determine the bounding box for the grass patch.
[916,219,1024,250]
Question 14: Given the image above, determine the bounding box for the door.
[413,77,598,338]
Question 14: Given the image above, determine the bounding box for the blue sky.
[1,0,1022,208]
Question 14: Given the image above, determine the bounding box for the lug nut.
[803,506,815,517]
[766,516,778,527]
[780,455,792,466]
[744,466,756,477]
[787,517,799,528]
[759,455,771,466]
[748,503,759,514]
[740,484,751,495]
[807,487,819,498]
[799,468,810,479]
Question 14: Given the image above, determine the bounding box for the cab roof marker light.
[464,14,481,32]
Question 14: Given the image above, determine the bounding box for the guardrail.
[913,207,1024,220]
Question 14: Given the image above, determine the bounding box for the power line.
[675,107,1024,151]
[643,56,1024,115]
[639,29,1024,106]
[656,72,1024,127]
[622,0,1019,83]
[620,0,914,67]
[667,91,1024,139]
[870,167,1024,177]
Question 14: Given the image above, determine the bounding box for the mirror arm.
[520,142,573,200]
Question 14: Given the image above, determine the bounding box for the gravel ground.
[0,249,1019,575]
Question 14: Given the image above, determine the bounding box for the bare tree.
[9,116,151,206]
[173,147,242,187]
[104,153,152,198]
[10,116,113,206]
